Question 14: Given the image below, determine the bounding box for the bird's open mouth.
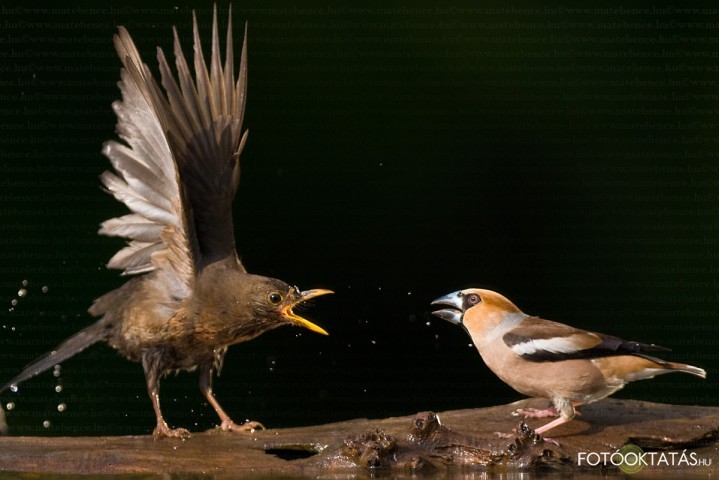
[430,292,464,325]
[281,289,333,335]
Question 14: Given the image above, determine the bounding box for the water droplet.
[55,385,63,393]
[10,384,18,393]
[468,343,474,348]
[57,403,66,412]
[425,321,431,327]
[41,286,48,294]
[17,289,27,298]
[53,370,61,378]
[42,420,50,428]
[21,280,28,287]
[370,340,376,345]
[10,326,15,332]
[10,299,17,307]
[407,291,412,295]
[7,308,13,313]
[6,402,14,410]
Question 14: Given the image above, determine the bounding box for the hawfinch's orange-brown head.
[431,289,525,341]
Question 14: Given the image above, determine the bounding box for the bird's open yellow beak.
[281,288,333,335]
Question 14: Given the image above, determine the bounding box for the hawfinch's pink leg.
[534,415,572,435]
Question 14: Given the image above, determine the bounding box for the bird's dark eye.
[268,292,282,304]
[466,293,481,306]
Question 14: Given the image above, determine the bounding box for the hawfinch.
[431,289,707,435]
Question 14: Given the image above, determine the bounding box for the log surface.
[0,398,716,477]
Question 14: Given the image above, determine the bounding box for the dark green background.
[0,2,717,435]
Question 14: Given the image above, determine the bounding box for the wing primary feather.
[209,4,223,119]
[99,214,163,242]
[172,26,204,135]
[157,47,194,143]
[235,24,248,128]
[223,4,234,116]
[192,11,213,128]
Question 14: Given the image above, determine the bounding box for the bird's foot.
[541,436,560,446]
[153,423,191,439]
[218,419,265,433]
[511,406,559,418]
[495,426,560,446]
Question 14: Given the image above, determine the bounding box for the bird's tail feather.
[640,354,708,379]
[0,321,109,394]
[665,361,707,379]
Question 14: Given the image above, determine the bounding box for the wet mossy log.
[0,398,716,476]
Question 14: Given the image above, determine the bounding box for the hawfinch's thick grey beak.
[431,291,464,325]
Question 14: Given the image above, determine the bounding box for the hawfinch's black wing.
[100,6,248,296]
[503,316,671,362]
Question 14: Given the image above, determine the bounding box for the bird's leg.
[534,398,576,437]
[199,363,264,432]
[498,400,578,442]
[142,355,190,439]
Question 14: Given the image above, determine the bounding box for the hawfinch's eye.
[467,294,481,305]
[268,292,283,304]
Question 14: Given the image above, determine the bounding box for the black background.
[0,1,717,435]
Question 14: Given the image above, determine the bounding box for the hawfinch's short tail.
[663,361,706,379]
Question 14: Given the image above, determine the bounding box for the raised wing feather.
[100,6,248,290]
[157,7,248,265]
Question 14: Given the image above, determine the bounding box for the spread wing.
[503,316,671,362]
[99,6,248,294]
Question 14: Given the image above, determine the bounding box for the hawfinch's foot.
[512,406,559,418]
[493,429,560,446]
[539,436,560,446]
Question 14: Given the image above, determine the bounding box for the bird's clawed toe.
[219,419,265,432]
[153,424,191,439]
[511,406,559,419]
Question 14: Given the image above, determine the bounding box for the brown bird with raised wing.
[432,289,706,436]
[1,7,331,438]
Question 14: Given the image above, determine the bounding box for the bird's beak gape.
[281,289,333,335]
[431,291,464,325]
